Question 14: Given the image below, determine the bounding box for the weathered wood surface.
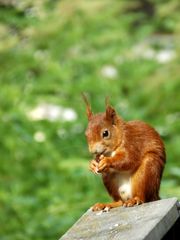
[60,198,180,240]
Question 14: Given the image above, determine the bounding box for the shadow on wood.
[60,198,180,240]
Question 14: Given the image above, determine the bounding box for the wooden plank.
[60,198,180,240]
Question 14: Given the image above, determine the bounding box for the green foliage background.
[0,0,180,239]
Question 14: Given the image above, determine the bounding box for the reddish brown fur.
[83,96,166,211]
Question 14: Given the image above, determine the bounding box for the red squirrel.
[83,95,166,211]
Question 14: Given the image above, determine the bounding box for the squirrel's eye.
[102,130,110,139]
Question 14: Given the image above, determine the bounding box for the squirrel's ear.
[106,105,116,124]
[105,97,116,124]
[82,93,93,120]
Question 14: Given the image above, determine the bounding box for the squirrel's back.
[124,120,166,162]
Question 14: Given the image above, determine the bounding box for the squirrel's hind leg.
[131,152,164,204]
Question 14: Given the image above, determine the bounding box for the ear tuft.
[106,105,116,124]
[82,93,93,120]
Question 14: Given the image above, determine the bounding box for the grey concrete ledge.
[60,198,180,240]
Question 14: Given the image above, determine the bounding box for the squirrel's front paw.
[98,157,110,173]
[89,160,99,174]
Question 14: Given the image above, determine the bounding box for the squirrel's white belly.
[110,151,132,201]
[114,170,132,201]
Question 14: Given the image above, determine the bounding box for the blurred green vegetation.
[0,0,180,239]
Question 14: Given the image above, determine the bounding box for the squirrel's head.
[82,94,124,156]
